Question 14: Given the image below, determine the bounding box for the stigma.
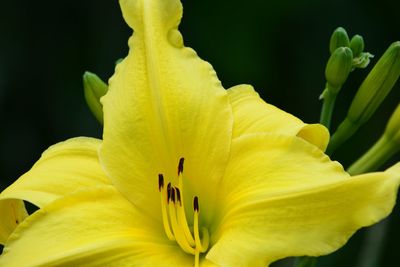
[158,158,209,267]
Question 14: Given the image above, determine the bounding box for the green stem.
[293,257,317,267]
[326,118,359,155]
[319,89,337,130]
[347,135,398,175]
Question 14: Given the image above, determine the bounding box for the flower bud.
[327,42,400,154]
[346,103,400,174]
[83,71,108,124]
[329,27,350,54]
[325,47,353,94]
[385,103,400,144]
[350,35,364,57]
[347,41,400,124]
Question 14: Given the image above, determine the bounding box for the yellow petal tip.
[297,124,330,152]
[119,0,183,33]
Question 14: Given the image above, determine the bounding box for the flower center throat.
[158,158,209,266]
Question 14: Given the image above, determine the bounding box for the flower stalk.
[327,41,400,154]
[320,47,353,129]
[348,103,400,175]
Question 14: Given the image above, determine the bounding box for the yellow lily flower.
[1,0,400,266]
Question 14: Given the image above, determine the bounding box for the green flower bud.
[83,71,108,124]
[327,42,400,154]
[329,27,350,54]
[325,47,353,93]
[347,103,400,174]
[385,103,400,144]
[348,41,400,124]
[350,35,364,57]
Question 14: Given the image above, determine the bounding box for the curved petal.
[227,84,329,151]
[207,134,400,266]
[0,186,212,267]
[100,0,232,223]
[0,200,27,245]
[0,137,110,207]
[0,137,111,244]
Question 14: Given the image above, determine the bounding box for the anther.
[167,183,172,203]
[171,187,176,203]
[159,176,174,241]
[178,157,185,175]
[193,196,199,212]
[175,187,182,205]
[158,174,164,192]
[158,165,209,262]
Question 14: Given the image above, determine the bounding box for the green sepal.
[83,71,108,124]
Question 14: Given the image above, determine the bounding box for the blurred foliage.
[0,0,399,266]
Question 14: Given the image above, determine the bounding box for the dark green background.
[0,0,399,266]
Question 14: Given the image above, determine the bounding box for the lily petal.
[227,85,329,150]
[208,134,400,267]
[0,137,110,244]
[0,200,27,245]
[0,186,215,267]
[100,0,232,222]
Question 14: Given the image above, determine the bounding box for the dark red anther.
[178,157,184,175]
[171,187,176,203]
[158,174,164,192]
[167,183,172,203]
[193,196,199,212]
[175,187,182,205]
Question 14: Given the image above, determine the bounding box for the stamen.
[193,196,199,212]
[171,187,176,203]
[176,159,196,246]
[175,187,182,205]
[193,196,210,253]
[194,229,210,267]
[158,161,209,264]
[175,187,195,246]
[167,183,172,203]
[193,197,202,249]
[193,196,201,267]
[168,188,195,254]
[159,176,174,241]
